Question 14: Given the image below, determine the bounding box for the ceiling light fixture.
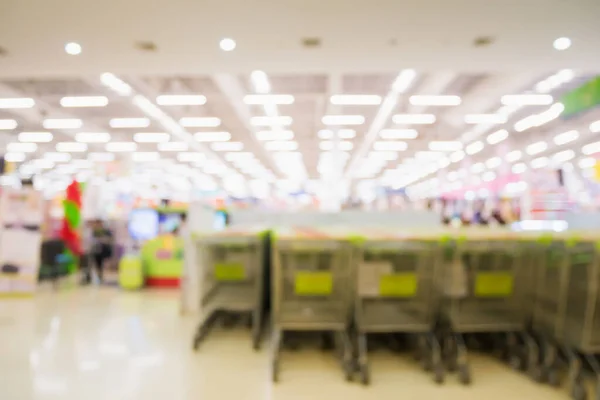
[330,95,382,106]
[244,94,295,105]
[321,115,365,126]
[485,157,502,169]
[514,103,564,132]
[392,69,417,93]
[100,73,132,96]
[487,129,509,145]
[60,96,108,107]
[44,152,71,162]
[0,98,35,109]
[590,120,600,133]
[409,95,461,106]
[106,142,137,152]
[250,70,271,94]
[553,130,579,146]
[264,141,299,151]
[506,150,522,162]
[579,157,596,169]
[526,141,548,155]
[75,132,111,143]
[501,94,553,106]
[582,141,600,155]
[18,132,53,143]
[465,141,484,155]
[7,142,37,153]
[177,152,205,163]
[379,129,418,139]
[133,132,171,143]
[531,157,550,169]
[109,118,150,128]
[132,152,160,162]
[157,142,189,152]
[65,42,82,55]
[319,141,354,151]
[219,38,236,52]
[392,114,436,125]
[0,119,18,130]
[471,163,485,173]
[552,150,575,164]
[464,114,507,124]
[211,141,244,152]
[553,37,571,51]
[251,116,293,126]
[428,141,462,152]
[156,95,207,106]
[5,152,26,163]
[56,142,87,153]
[88,152,115,162]
[194,131,231,142]
[256,130,294,141]
[42,118,83,129]
[449,151,465,163]
[318,129,356,139]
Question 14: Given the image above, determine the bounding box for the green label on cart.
[474,272,513,297]
[379,273,417,297]
[214,262,246,281]
[294,271,333,295]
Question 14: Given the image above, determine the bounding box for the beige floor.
[0,286,570,400]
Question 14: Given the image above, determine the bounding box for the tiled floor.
[0,286,570,399]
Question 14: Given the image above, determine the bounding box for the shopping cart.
[270,227,354,382]
[440,231,532,384]
[192,228,268,351]
[353,230,443,385]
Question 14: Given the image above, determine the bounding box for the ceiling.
[0,0,599,200]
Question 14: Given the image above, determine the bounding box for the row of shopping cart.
[190,226,600,399]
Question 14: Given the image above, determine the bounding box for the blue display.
[128,209,159,241]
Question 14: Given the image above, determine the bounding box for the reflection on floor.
[0,287,569,399]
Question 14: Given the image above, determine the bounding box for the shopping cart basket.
[192,229,268,351]
[440,232,532,384]
[353,231,443,385]
[270,227,354,382]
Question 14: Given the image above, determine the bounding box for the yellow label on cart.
[214,262,246,281]
[474,272,513,297]
[294,271,333,295]
[379,273,418,297]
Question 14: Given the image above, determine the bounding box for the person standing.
[88,219,113,283]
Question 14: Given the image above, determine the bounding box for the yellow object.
[214,262,246,281]
[595,159,600,182]
[118,255,144,290]
[162,235,174,250]
[379,273,418,297]
[474,272,513,297]
[294,271,333,295]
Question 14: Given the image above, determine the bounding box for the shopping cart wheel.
[459,364,472,385]
[570,380,587,400]
[434,364,445,384]
[359,364,370,385]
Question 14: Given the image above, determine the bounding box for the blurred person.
[87,219,113,283]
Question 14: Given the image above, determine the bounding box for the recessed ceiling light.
[60,96,108,107]
[75,132,111,143]
[0,119,18,130]
[219,38,236,52]
[0,98,35,109]
[553,37,571,51]
[65,42,82,55]
[18,132,53,143]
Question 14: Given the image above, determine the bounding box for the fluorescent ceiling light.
[464,114,507,124]
[471,163,485,173]
[392,69,417,93]
[450,151,465,163]
[32,159,55,169]
[106,142,137,152]
[75,132,111,143]
[43,118,83,129]
[582,141,600,155]
[487,129,508,145]
[44,152,71,162]
[134,132,171,143]
[501,94,553,106]
[589,120,600,133]
[0,119,18,130]
[100,73,132,96]
[88,152,115,162]
[512,163,527,174]
[18,131,53,143]
[251,116,293,126]
[179,117,221,127]
[56,142,87,153]
[321,115,365,126]
[225,152,255,162]
[373,141,408,151]
[368,151,398,161]
[211,141,244,151]
[482,171,496,182]
[0,98,35,109]
[485,157,502,169]
[177,152,205,163]
[110,118,151,128]
[157,142,189,151]
[552,150,575,164]
[319,141,353,151]
[506,150,522,162]
[256,130,294,141]
[409,95,461,106]
[579,157,596,169]
[465,141,484,155]
[244,94,294,105]
[250,70,271,94]
[379,129,418,139]
[392,114,436,125]
[132,152,160,162]
[526,141,548,155]
[156,95,207,106]
[8,142,37,153]
[264,141,298,151]
[428,141,462,152]
[194,131,231,142]
[553,37,571,51]
[330,95,382,106]
[60,96,108,107]
[5,152,26,162]
[553,130,579,146]
[318,129,356,139]
[514,103,564,132]
[531,157,549,169]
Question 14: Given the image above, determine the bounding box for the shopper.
[89,219,113,283]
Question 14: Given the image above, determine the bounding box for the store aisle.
[0,287,568,400]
